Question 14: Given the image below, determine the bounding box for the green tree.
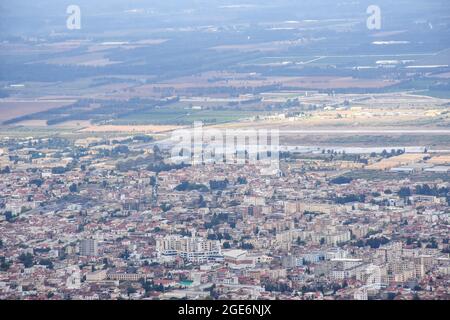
[69,183,78,193]
[0,257,11,271]
[18,253,34,268]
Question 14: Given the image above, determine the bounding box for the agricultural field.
[0,99,76,123]
[135,74,398,91]
[340,170,450,183]
[366,153,429,170]
[113,108,261,125]
[0,0,448,146]
[79,124,182,133]
[427,154,450,165]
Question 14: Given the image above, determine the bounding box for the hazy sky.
[1,0,448,35]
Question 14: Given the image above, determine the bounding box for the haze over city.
[0,0,449,303]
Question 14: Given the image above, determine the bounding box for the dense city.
[0,135,448,300]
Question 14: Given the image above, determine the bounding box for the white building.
[156,235,222,263]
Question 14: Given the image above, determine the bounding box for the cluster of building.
[0,135,449,300]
